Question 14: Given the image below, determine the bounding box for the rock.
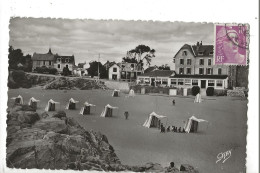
[17,111,40,124]
[21,105,36,112]
[40,112,49,119]
[180,164,198,173]
[33,118,68,134]
[53,111,67,119]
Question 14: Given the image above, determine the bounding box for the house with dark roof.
[172,41,229,89]
[32,48,55,70]
[54,55,75,72]
[137,70,175,87]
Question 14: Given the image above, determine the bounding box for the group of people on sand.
[160,124,185,133]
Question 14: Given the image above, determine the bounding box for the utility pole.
[98,53,100,79]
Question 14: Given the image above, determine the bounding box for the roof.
[173,43,214,59]
[170,74,228,79]
[78,62,86,68]
[139,70,175,77]
[56,55,75,64]
[144,66,158,73]
[32,52,55,61]
[150,112,167,118]
[192,45,213,57]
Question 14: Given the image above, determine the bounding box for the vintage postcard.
[6,18,250,173]
[6,17,250,173]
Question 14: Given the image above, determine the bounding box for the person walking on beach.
[124,111,129,120]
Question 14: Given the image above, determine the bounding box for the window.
[178,79,184,85]
[139,78,144,83]
[185,79,191,85]
[171,79,177,85]
[198,52,204,56]
[113,68,117,72]
[57,58,61,62]
[180,59,184,65]
[187,59,192,65]
[209,51,213,55]
[199,59,204,65]
[186,68,191,74]
[145,78,150,83]
[216,80,223,87]
[121,72,126,78]
[162,78,168,84]
[182,51,187,56]
[208,59,212,66]
[49,61,51,65]
[58,64,61,69]
[65,58,69,63]
[130,72,135,78]
[206,68,212,75]
[192,79,198,86]
[208,80,215,87]
[156,78,162,84]
[218,68,222,75]
[199,68,204,75]
[173,58,175,63]
[179,68,184,74]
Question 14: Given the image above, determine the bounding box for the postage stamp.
[214,24,249,65]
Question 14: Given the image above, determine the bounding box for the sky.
[9,18,214,70]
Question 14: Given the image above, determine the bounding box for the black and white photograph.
[0,1,259,173]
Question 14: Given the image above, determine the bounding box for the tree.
[62,67,71,76]
[8,46,33,72]
[122,56,138,63]
[127,45,156,67]
[87,61,108,79]
[158,64,171,70]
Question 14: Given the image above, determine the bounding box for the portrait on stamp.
[214,24,249,65]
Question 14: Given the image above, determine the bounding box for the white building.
[108,63,120,80]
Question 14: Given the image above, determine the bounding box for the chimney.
[200,41,202,46]
[48,48,52,54]
[196,41,200,46]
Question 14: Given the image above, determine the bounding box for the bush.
[49,68,58,75]
[206,87,214,96]
[214,89,227,96]
[191,86,200,96]
[12,70,26,83]
[62,67,71,76]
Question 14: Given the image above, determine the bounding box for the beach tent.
[112,89,120,97]
[128,89,135,97]
[11,95,24,105]
[80,102,96,115]
[65,98,79,110]
[194,93,202,103]
[143,112,167,128]
[28,97,40,109]
[45,99,60,112]
[183,116,208,133]
[100,104,118,117]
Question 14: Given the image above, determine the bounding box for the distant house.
[108,63,120,80]
[120,62,143,82]
[32,48,55,70]
[32,48,76,73]
[73,62,88,76]
[137,70,175,87]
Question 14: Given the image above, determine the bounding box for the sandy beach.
[7,88,247,173]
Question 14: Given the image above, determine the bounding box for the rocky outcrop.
[7,105,198,172]
[25,74,56,86]
[44,77,107,90]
